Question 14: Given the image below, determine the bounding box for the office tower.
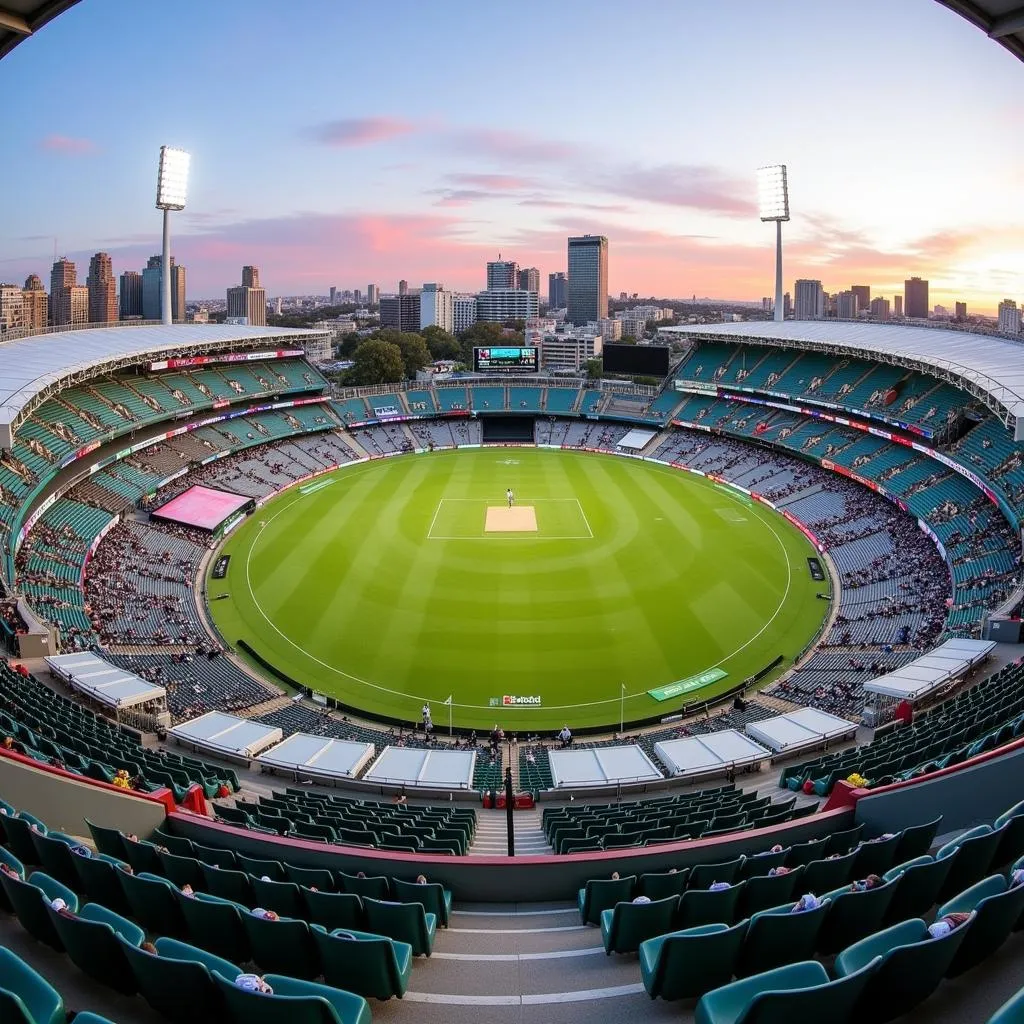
[869,297,891,321]
[142,254,186,322]
[567,235,608,325]
[398,279,408,296]
[49,257,76,325]
[784,292,792,318]
[475,288,539,322]
[894,294,904,317]
[850,285,870,312]
[380,293,420,332]
[955,301,967,320]
[836,290,859,319]
[793,279,825,320]
[419,283,454,333]
[227,265,267,326]
[275,297,282,315]
[454,295,477,333]
[329,286,337,304]
[119,271,143,318]
[548,272,568,308]
[58,285,89,326]
[87,252,117,323]
[22,274,47,329]
[354,289,362,304]
[904,277,929,319]
[367,284,379,305]
[0,284,26,331]
[998,299,1021,334]
[518,267,540,293]
[486,259,519,290]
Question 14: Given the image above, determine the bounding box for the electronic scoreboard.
[473,346,539,373]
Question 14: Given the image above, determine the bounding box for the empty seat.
[640,921,749,1000]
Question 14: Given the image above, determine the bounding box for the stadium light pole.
[156,146,191,326]
[757,165,790,323]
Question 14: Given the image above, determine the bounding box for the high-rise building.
[49,257,76,325]
[367,284,379,306]
[22,274,47,330]
[142,255,186,322]
[419,283,454,333]
[329,286,337,304]
[955,301,968,320]
[518,267,540,293]
[354,289,362,304]
[227,265,267,326]
[851,285,870,312]
[0,284,26,331]
[998,299,1021,335]
[567,235,608,326]
[398,279,409,296]
[380,293,420,332]
[453,295,477,334]
[836,290,859,319]
[904,277,929,319]
[894,294,904,317]
[55,285,89,326]
[486,259,519,290]
[476,289,539,323]
[869,297,891,321]
[784,292,792,318]
[548,272,568,308]
[87,252,117,324]
[119,271,142,319]
[794,279,825,320]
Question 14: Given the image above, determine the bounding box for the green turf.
[207,448,830,732]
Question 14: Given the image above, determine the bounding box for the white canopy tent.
[654,730,771,779]
[256,733,376,781]
[745,708,858,755]
[168,711,282,763]
[862,639,996,702]
[362,747,477,790]
[46,652,165,711]
[617,428,658,450]
[547,745,663,789]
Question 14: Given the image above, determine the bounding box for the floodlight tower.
[155,146,191,326]
[757,165,790,323]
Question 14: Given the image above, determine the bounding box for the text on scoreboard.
[473,346,538,373]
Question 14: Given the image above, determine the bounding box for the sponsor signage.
[489,694,542,707]
[148,349,304,370]
[212,555,231,579]
[648,668,728,702]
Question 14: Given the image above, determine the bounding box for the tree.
[336,332,362,358]
[585,358,603,379]
[619,334,637,345]
[421,325,461,361]
[348,339,404,385]
[374,329,431,378]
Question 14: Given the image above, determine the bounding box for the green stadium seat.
[690,857,745,888]
[0,946,65,1024]
[937,874,1024,977]
[238,855,286,880]
[988,982,1024,1024]
[0,846,25,910]
[177,891,251,964]
[71,853,132,917]
[638,869,690,900]
[640,920,749,1000]
[84,820,127,860]
[3,815,44,865]
[29,831,79,887]
[157,850,205,889]
[212,970,372,1024]
[1,870,78,950]
[118,869,187,936]
[851,832,903,877]
[739,851,787,879]
[363,896,436,956]
[824,824,865,856]
[300,888,364,931]
[240,910,321,979]
[735,898,831,978]
[678,882,744,929]
[286,864,337,891]
[818,878,898,955]
[893,816,942,862]
[834,916,972,1022]
[201,863,254,905]
[338,871,389,899]
[600,895,679,954]
[882,855,952,923]
[936,825,1002,902]
[390,877,452,926]
[251,877,304,918]
[47,901,144,994]
[785,838,827,868]
[738,867,803,918]
[577,875,636,925]
[801,849,857,893]
[311,926,413,1000]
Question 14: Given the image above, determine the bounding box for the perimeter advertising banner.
[648,668,727,702]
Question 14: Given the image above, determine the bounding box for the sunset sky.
[1,0,1022,312]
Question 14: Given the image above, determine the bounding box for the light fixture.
[756,164,790,322]
[155,146,191,325]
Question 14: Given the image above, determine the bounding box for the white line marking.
[450,907,576,917]
[431,947,604,961]
[426,498,444,539]
[402,983,647,1005]
[446,925,588,934]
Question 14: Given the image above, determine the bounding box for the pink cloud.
[448,127,582,164]
[447,173,537,190]
[308,117,417,148]
[595,164,757,216]
[38,134,96,155]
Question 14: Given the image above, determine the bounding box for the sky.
[0,0,1022,313]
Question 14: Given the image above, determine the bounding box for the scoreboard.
[473,346,539,373]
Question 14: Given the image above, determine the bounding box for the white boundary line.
[431,947,604,961]
[402,983,647,1005]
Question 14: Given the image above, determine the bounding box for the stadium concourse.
[3,320,1024,1022]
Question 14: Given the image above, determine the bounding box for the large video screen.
[474,346,538,373]
[151,485,251,531]
[603,344,670,376]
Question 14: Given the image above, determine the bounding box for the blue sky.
[1,0,1021,310]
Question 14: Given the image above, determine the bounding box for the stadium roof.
[0,0,79,59]
[663,320,1024,434]
[937,1,1024,64]
[0,323,329,443]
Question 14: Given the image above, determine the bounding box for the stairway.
[468,807,553,857]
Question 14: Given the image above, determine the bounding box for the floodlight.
[757,164,789,222]
[156,146,191,211]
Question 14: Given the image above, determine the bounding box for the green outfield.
[207,448,830,732]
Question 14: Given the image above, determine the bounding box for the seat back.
[120,939,222,1024]
[937,828,1002,903]
[801,849,857,893]
[177,893,250,963]
[0,946,64,1024]
[605,895,678,953]
[739,868,803,918]
[883,856,951,924]
[648,920,748,1000]
[737,899,830,977]
[311,927,405,1001]
[390,878,450,925]
[893,816,942,862]
[211,971,333,1024]
[301,889,363,931]
[818,879,897,955]
[689,857,743,888]
[47,908,139,995]
[250,878,304,918]
[580,875,636,924]
[639,869,690,900]
[338,871,389,899]
[241,913,320,980]
[363,897,433,956]
[744,958,880,1024]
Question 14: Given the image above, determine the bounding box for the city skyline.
[1,1,1022,314]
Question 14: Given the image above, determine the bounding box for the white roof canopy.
[362,746,477,790]
[168,711,282,760]
[653,730,771,778]
[256,733,376,780]
[46,651,165,710]
[745,708,859,754]
[863,638,996,700]
[547,745,663,788]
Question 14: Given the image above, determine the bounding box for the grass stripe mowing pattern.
[207,448,829,732]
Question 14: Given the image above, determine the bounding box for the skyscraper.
[380,293,420,332]
[227,265,267,326]
[22,274,47,330]
[398,279,408,296]
[87,252,117,324]
[476,289,539,323]
[419,283,454,333]
[453,295,477,333]
[548,272,568,308]
[566,235,608,326]
[518,267,540,293]
[794,279,825,320]
[142,255,186,322]
[329,286,337,304]
[850,285,870,312]
[869,297,891,321]
[0,284,26,331]
[998,299,1021,334]
[119,271,142,319]
[367,284,379,306]
[49,257,76,325]
[486,259,519,290]
[894,295,904,317]
[955,301,967,320]
[904,277,929,319]
[836,290,859,319]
